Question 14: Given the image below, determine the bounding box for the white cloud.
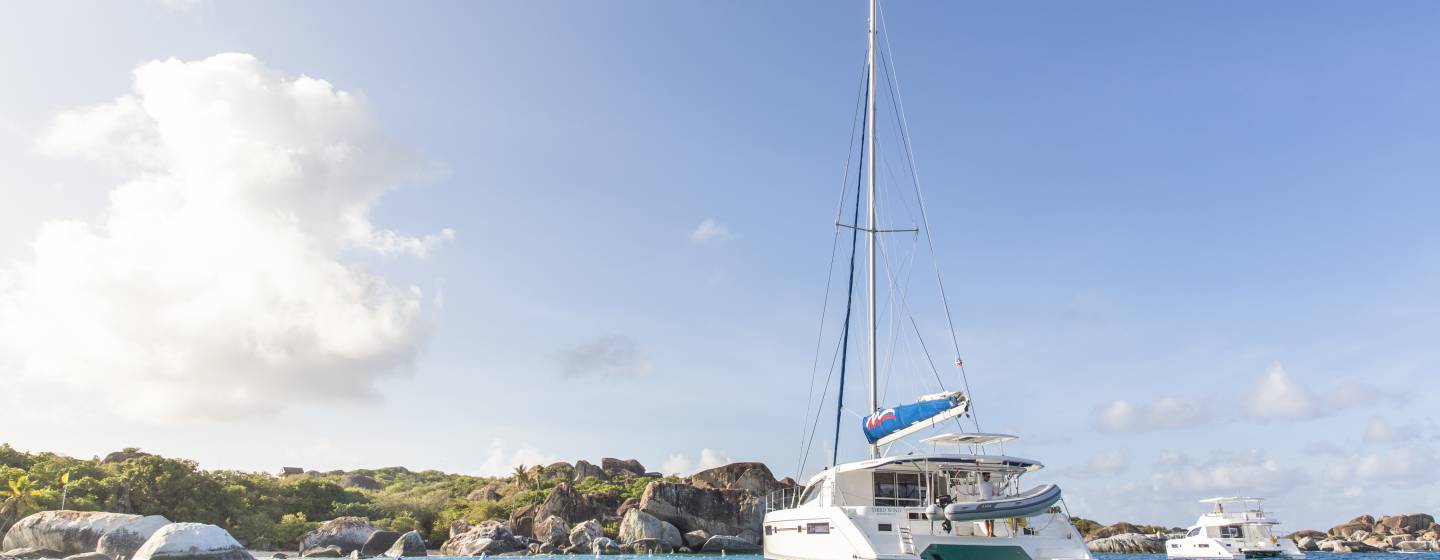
[1093,397,1208,433]
[1085,449,1129,476]
[662,448,731,476]
[1242,362,1401,422]
[475,440,559,477]
[559,334,652,378]
[0,53,448,421]
[661,453,692,476]
[1151,450,1308,496]
[1363,416,1404,444]
[1244,362,1319,420]
[689,218,731,244]
[1324,444,1437,486]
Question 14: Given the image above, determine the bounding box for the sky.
[2,0,1440,532]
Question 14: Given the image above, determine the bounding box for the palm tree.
[0,475,40,534]
[511,464,531,490]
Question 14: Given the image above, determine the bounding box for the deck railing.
[765,486,803,512]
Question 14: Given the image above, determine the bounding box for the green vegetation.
[0,445,671,551]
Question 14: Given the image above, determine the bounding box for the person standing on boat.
[978,472,996,536]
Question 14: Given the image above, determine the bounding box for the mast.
[865,0,879,460]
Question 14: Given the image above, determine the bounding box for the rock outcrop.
[337,475,381,492]
[573,461,604,482]
[532,516,568,549]
[566,521,603,553]
[690,463,784,497]
[682,530,711,550]
[131,523,252,560]
[1085,522,1142,540]
[357,532,400,557]
[532,484,600,525]
[617,510,682,551]
[381,532,425,558]
[298,518,376,556]
[1330,515,1377,538]
[1086,533,1164,553]
[600,459,645,477]
[439,522,525,556]
[3,512,170,557]
[97,526,167,560]
[1376,513,1437,536]
[589,537,619,556]
[638,482,761,538]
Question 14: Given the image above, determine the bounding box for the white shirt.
[977,479,995,501]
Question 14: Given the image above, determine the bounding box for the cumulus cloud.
[661,448,731,476]
[475,440,559,477]
[1243,362,1320,420]
[1323,444,1438,486]
[1093,397,1208,433]
[0,53,448,420]
[1151,450,1308,496]
[689,218,731,244]
[559,334,652,378]
[1243,362,1400,421]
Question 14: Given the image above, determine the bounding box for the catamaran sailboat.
[761,2,1091,560]
[1166,498,1304,559]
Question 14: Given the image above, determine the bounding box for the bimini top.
[1200,497,1265,503]
[839,453,1044,473]
[920,433,1018,447]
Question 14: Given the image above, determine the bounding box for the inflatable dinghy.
[944,484,1062,522]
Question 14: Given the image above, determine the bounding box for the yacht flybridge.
[1166,498,1304,560]
[761,2,1090,560]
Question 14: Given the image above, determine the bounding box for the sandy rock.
[1295,536,1318,551]
[381,531,425,558]
[299,548,339,558]
[3,512,170,557]
[299,519,376,556]
[1399,541,1434,552]
[131,523,252,560]
[358,532,400,557]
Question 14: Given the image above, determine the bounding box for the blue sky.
[2,0,1439,531]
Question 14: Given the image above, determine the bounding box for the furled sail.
[861,391,969,445]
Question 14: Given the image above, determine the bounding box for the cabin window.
[1187,528,1200,538]
[1219,526,1243,539]
[799,483,821,505]
[873,471,926,507]
[807,523,830,534]
[878,523,893,532]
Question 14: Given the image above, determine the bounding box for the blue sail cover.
[862,396,963,444]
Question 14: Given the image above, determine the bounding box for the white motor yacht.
[1166,498,1304,560]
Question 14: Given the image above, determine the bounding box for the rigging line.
[832,69,870,468]
[875,230,920,406]
[798,326,846,476]
[878,2,979,429]
[797,54,871,476]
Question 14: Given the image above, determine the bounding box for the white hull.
[764,505,1091,560]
